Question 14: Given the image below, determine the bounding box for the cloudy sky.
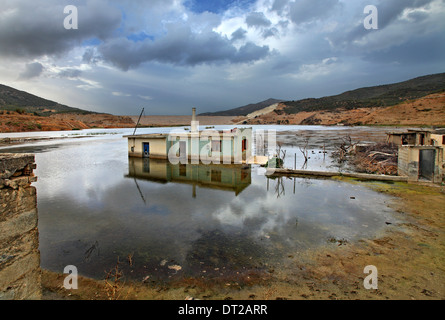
[0,0,444,115]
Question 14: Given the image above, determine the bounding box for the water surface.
[0,126,398,283]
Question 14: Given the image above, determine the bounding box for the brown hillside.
[0,111,135,133]
[238,93,445,126]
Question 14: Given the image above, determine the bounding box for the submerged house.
[389,128,445,183]
[124,108,253,164]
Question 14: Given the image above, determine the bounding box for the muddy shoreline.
[41,178,445,300]
[0,135,97,148]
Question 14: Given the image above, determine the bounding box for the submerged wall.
[0,154,41,300]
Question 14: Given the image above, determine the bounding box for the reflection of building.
[124,108,253,164]
[125,158,252,196]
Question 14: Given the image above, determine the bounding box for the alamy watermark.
[64,5,379,31]
[364,5,379,30]
[64,5,78,30]
[63,265,78,289]
[364,265,378,289]
[165,123,277,174]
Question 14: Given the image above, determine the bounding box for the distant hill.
[0,84,137,133]
[0,84,94,116]
[282,72,445,114]
[200,98,284,116]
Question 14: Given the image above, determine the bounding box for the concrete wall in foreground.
[0,154,41,300]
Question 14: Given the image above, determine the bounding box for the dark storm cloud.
[245,12,272,28]
[18,62,44,80]
[288,0,340,24]
[58,68,82,79]
[97,24,270,70]
[0,0,121,59]
[376,0,435,28]
[262,27,279,39]
[327,0,439,50]
[271,0,288,14]
[231,28,247,41]
[233,42,271,63]
[362,31,445,64]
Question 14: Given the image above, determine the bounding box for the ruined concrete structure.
[398,146,444,183]
[386,128,445,183]
[0,154,41,300]
[387,128,445,147]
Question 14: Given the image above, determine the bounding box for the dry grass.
[104,258,127,300]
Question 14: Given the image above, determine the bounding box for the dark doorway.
[143,143,150,158]
[242,138,247,161]
[179,141,187,162]
[419,149,435,180]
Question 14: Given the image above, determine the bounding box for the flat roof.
[387,132,417,135]
[124,129,252,139]
[123,134,168,139]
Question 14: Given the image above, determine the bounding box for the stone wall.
[0,154,41,300]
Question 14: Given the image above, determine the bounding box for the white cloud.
[77,78,103,91]
[138,95,153,101]
[112,91,131,97]
[290,57,340,81]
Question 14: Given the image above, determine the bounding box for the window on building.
[401,135,408,145]
[211,169,221,182]
[179,164,187,177]
[211,140,221,152]
[241,169,249,181]
[242,138,247,152]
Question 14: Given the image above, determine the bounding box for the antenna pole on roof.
[133,107,144,136]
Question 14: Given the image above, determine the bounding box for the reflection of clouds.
[35,138,129,204]
[212,185,297,239]
[34,136,395,244]
[213,176,395,243]
[32,129,398,279]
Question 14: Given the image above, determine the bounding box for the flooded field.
[0,126,402,285]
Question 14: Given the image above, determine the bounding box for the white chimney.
[191,107,198,133]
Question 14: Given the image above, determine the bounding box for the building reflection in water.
[125,158,252,199]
